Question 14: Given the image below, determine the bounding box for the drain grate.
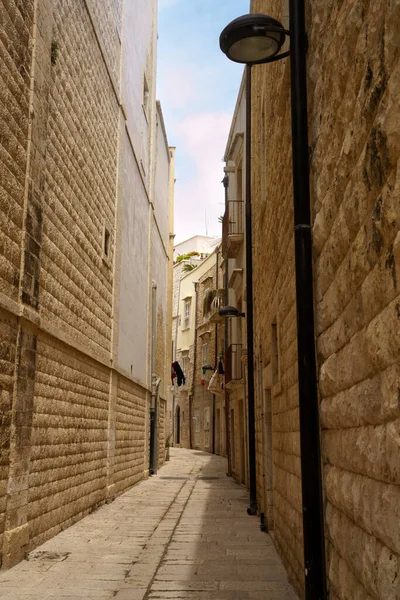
[198,476,220,480]
[159,476,189,480]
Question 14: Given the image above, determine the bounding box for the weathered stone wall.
[158,398,166,468]
[251,0,400,597]
[41,0,119,358]
[309,1,400,598]
[28,334,109,550]
[0,311,18,558]
[0,0,169,569]
[114,377,147,496]
[251,0,302,593]
[0,0,35,557]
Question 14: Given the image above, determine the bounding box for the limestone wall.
[309,1,400,598]
[251,0,400,597]
[0,0,170,569]
[0,1,34,304]
[251,0,302,592]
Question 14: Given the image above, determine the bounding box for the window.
[142,74,150,120]
[141,73,150,174]
[202,342,208,366]
[203,287,210,318]
[183,299,191,329]
[181,356,189,386]
[102,222,112,265]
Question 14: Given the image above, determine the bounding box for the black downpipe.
[191,282,200,449]
[222,174,232,476]
[212,248,219,454]
[149,408,155,473]
[289,1,327,598]
[245,65,257,516]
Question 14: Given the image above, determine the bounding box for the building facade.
[0,0,173,568]
[170,244,226,456]
[222,76,250,486]
[246,0,400,598]
[192,249,226,456]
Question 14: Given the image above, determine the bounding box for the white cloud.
[158,65,199,111]
[173,111,232,243]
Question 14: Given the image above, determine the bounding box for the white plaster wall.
[154,107,170,250]
[121,0,157,188]
[117,130,150,383]
[151,218,168,398]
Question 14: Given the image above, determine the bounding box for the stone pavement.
[0,448,298,600]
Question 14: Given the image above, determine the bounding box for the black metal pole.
[245,64,257,515]
[149,407,155,474]
[212,248,219,454]
[289,1,327,598]
[222,174,232,475]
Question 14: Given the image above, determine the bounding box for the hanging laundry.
[171,363,177,385]
[172,361,185,387]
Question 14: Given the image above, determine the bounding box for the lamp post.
[220,5,327,600]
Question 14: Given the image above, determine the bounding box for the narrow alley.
[0,449,297,600]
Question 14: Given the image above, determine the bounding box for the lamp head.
[219,13,286,65]
[218,305,245,318]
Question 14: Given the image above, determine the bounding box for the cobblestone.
[0,449,298,599]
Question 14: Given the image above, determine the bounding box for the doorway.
[175,405,181,445]
[215,409,221,454]
[238,399,245,484]
[204,406,210,448]
[264,389,274,530]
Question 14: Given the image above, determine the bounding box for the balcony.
[222,201,244,258]
[225,344,243,388]
[203,289,225,323]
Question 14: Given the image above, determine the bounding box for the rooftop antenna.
[205,209,209,236]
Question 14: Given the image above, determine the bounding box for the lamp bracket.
[252,25,291,36]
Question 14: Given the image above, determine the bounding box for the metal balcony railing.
[225,343,243,386]
[204,289,225,323]
[222,201,244,259]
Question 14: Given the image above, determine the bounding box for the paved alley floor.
[0,449,298,600]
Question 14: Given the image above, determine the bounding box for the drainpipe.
[289,1,327,596]
[212,248,219,454]
[191,281,200,448]
[150,282,158,474]
[172,268,181,446]
[245,64,257,515]
[222,173,232,474]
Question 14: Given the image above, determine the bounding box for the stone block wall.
[251,0,400,597]
[0,311,18,557]
[0,0,34,304]
[114,377,147,496]
[309,1,400,598]
[41,0,119,359]
[251,0,303,593]
[28,334,109,550]
[0,0,168,569]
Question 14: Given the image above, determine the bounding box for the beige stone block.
[2,523,29,568]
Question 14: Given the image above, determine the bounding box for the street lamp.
[218,305,245,318]
[220,5,327,600]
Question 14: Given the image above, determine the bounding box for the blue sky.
[157,0,249,244]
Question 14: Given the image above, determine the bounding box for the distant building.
[169,245,226,457]
[222,75,248,486]
[173,235,221,261]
